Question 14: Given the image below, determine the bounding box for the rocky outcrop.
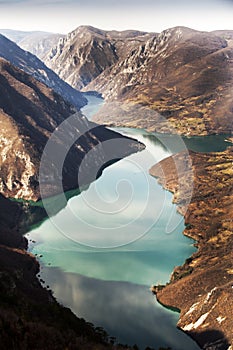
[150,148,233,349]
[0,58,143,201]
[45,26,154,90]
[0,33,86,109]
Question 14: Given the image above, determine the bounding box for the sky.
[0,0,233,34]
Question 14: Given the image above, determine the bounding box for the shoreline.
[150,148,233,350]
[0,194,137,349]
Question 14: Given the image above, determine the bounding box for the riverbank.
[150,148,233,349]
[0,194,139,349]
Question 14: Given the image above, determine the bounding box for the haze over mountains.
[0,33,86,109]
[0,29,64,59]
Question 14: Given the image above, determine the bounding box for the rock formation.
[45,25,154,90]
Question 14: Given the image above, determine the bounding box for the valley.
[0,21,232,350]
[42,26,233,136]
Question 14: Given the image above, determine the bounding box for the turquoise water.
[27,96,230,350]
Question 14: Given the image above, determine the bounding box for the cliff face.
[0,34,86,109]
[0,58,143,201]
[44,26,154,90]
[150,148,233,349]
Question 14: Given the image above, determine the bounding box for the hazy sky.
[0,0,233,34]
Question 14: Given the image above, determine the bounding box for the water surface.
[27,96,230,350]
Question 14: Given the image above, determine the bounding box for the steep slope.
[0,34,86,109]
[0,29,64,59]
[150,148,233,349]
[45,25,154,90]
[89,26,233,135]
[0,58,142,201]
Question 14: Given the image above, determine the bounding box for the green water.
[27,97,230,350]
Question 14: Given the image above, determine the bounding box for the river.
[27,95,230,350]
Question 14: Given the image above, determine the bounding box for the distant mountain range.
[0,33,86,109]
[0,29,64,59]
[43,25,233,136]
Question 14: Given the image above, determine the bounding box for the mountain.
[0,34,86,109]
[89,26,233,136]
[45,25,154,90]
[45,25,233,136]
[0,29,64,59]
[0,57,142,201]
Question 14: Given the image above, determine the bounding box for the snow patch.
[216,316,226,324]
[205,287,217,303]
[183,312,209,331]
[185,302,200,316]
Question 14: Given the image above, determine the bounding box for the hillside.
[150,148,233,349]
[0,34,86,109]
[0,58,142,201]
[90,27,233,136]
[45,25,154,90]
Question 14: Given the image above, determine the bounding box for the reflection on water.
[28,124,199,349]
[28,96,229,350]
[40,266,200,350]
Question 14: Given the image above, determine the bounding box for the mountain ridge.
[44,25,233,136]
[45,25,155,90]
[0,57,142,201]
[0,33,87,109]
[0,29,64,60]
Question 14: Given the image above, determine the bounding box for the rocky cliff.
[45,26,154,90]
[150,148,233,350]
[0,57,143,201]
[0,34,86,109]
